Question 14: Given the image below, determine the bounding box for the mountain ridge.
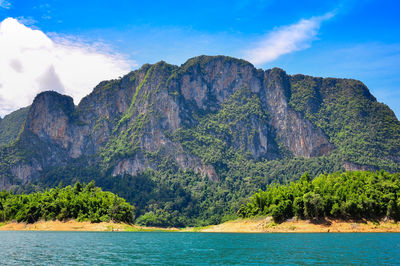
[1,54,399,183]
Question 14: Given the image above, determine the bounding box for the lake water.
[0,232,399,265]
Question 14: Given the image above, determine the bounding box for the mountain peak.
[181,55,253,69]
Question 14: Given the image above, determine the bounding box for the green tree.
[303,192,324,219]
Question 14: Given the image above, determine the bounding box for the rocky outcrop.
[112,154,150,177]
[26,91,74,144]
[262,68,334,158]
[10,161,42,184]
[343,162,377,171]
[176,56,262,111]
[25,91,84,158]
[174,152,218,181]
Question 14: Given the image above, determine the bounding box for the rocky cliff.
[0,55,399,191]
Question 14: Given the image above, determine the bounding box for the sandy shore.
[0,220,179,232]
[1,217,399,232]
[200,217,400,233]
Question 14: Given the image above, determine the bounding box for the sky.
[0,0,399,118]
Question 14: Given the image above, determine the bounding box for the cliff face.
[262,68,334,158]
[0,55,399,189]
[26,92,78,155]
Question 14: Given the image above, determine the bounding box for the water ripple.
[0,232,399,265]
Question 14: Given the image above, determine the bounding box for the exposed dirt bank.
[200,217,400,233]
[1,217,399,232]
[0,220,179,232]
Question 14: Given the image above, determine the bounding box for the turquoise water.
[0,232,399,265]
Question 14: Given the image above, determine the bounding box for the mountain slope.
[0,107,29,146]
[0,55,399,226]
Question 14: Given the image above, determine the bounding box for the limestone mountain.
[0,55,399,226]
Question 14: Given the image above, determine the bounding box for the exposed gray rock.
[262,68,334,158]
[10,161,42,184]
[343,162,377,171]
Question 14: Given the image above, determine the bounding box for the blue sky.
[0,0,399,118]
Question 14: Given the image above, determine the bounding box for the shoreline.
[0,220,179,232]
[199,217,400,233]
[1,217,399,233]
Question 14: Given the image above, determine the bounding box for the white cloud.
[244,12,335,65]
[0,18,134,116]
[0,0,10,9]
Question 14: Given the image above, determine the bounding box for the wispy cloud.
[0,0,11,9]
[0,18,135,116]
[16,16,37,26]
[244,12,335,65]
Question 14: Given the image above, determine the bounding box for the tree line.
[238,171,400,222]
[0,181,135,224]
[6,170,400,227]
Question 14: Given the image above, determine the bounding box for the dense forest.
[18,155,343,227]
[238,171,400,223]
[2,171,400,227]
[0,181,134,224]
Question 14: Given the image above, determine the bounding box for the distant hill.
[0,55,399,226]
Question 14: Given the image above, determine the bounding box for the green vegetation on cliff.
[238,171,400,222]
[289,76,400,171]
[0,107,29,146]
[0,181,134,224]
[174,88,278,165]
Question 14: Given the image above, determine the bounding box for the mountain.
[0,55,399,226]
